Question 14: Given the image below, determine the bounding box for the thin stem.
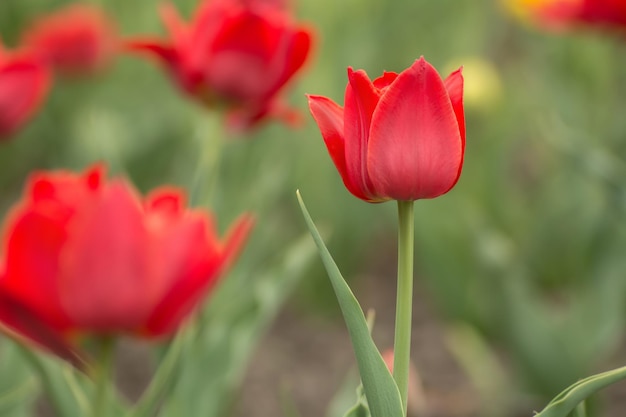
[190,113,225,207]
[93,338,115,417]
[393,200,415,415]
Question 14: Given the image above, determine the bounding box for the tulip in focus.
[506,0,626,30]
[22,4,118,75]
[0,43,50,139]
[127,0,314,130]
[307,57,465,203]
[0,165,253,363]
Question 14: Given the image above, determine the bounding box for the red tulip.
[0,165,253,363]
[22,4,117,75]
[507,0,626,30]
[127,0,314,130]
[0,45,50,139]
[307,57,465,203]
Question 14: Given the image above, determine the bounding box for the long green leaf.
[296,191,403,417]
[128,324,192,417]
[18,345,88,417]
[342,385,370,417]
[160,232,316,417]
[18,343,129,417]
[536,365,626,417]
[0,342,38,417]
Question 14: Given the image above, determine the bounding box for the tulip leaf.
[17,343,129,417]
[296,191,403,417]
[342,385,370,417]
[326,368,363,417]
[17,345,89,417]
[128,324,192,417]
[535,365,626,417]
[160,231,317,417]
[0,342,37,417]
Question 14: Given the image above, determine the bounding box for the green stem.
[190,113,225,207]
[93,338,115,417]
[393,200,415,415]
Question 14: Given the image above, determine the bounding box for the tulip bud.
[22,4,118,75]
[0,165,253,362]
[0,47,50,139]
[308,57,465,203]
[126,0,314,130]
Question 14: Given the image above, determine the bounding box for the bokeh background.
[2,0,626,416]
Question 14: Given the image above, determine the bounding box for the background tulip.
[127,0,313,130]
[307,57,465,203]
[0,46,50,139]
[0,165,253,361]
[506,0,626,30]
[22,4,118,75]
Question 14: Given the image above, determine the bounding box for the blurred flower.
[506,0,626,31]
[0,165,253,363]
[22,4,118,75]
[127,0,314,130]
[0,44,50,139]
[307,57,465,203]
[445,57,502,112]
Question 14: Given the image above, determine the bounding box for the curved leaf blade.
[296,191,403,417]
[536,365,626,417]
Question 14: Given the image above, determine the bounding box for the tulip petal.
[220,214,255,272]
[367,58,463,200]
[444,68,465,143]
[262,27,312,101]
[124,39,179,69]
[143,216,219,336]
[1,167,102,329]
[373,71,398,89]
[581,0,626,26]
[2,210,71,329]
[21,4,117,74]
[0,59,50,138]
[225,98,302,131]
[146,187,184,218]
[145,214,253,336]
[205,11,306,101]
[344,68,381,200]
[0,290,83,367]
[159,2,189,45]
[307,95,345,170]
[212,11,282,63]
[307,94,371,201]
[443,68,466,194]
[283,28,313,85]
[59,180,153,331]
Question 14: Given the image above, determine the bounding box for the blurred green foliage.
[2,0,626,415]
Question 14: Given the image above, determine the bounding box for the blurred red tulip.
[307,57,465,203]
[507,0,626,30]
[0,45,50,139]
[128,0,314,130]
[0,165,253,363]
[22,4,117,75]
